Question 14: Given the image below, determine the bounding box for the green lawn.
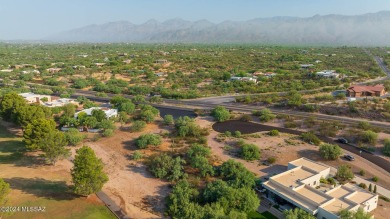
[0,123,116,219]
[248,211,278,219]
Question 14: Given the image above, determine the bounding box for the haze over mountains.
[46,11,390,45]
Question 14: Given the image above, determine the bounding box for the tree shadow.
[126,163,155,179]
[297,149,322,161]
[121,139,137,151]
[3,177,76,201]
[259,164,287,180]
[140,184,170,216]
[0,140,27,164]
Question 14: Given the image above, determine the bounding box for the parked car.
[338,138,348,144]
[344,154,355,161]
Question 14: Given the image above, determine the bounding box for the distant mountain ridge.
[46,11,390,46]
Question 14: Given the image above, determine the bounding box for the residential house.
[316,70,339,79]
[346,84,386,97]
[42,98,77,108]
[19,93,52,104]
[47,68,62,74]
[155,59,168,64]
[301,64,314,69]
[74,107,118,119]
[230,77,257,83]
[262,158,378,219]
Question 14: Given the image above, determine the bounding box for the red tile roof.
[347,84,385,93]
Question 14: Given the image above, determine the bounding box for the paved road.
[364,48,390,77]
[96,191,130,219]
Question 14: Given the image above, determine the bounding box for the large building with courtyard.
[262,158,378,219]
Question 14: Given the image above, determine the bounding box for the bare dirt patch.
[85,122,171,219]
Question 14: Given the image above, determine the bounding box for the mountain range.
[46,11,390,46]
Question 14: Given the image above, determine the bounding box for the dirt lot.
[85,122,172,219]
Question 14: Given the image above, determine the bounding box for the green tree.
[211,106,231,122]
[220,159,256,189]
[39,130,70,165]
[368,184,372,192]
[0,92,27,122]
[339,208,372,219]
[91,109,106,122]
[0,178,10,205]
[284,208,315,219]
[255,108,276,122]
[118,102,135,114]
[217,187,260,214]
[191,155,214,177]
[62,103,76,118]
[167,157,187,182]
[148,153,174,179]
[383,139,390,156]
[239,143,261,161]
[83,116,98,129]
[373,185,377,193]
[319,143,342,160]
[361,130,378,144]
[163,114,174,125]
[300,132,321,145]
[118,111,129,126]
[65,128,85,146]
[131,120,146,132]
[203,179,230,203]
[16,104,47,127]
[336,165,354,182]
[136,134,162,149]
[23,118,56,150]
[71,146,108,196]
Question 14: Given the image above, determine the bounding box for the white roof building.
[316,70,339,78]
[74,107,118,119]
[262,158,378,219]
[19,93,52,104]
[42,98,77,108]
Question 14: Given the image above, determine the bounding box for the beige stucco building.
[262,158,378,219]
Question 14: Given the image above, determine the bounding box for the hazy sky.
[1,0,390,40]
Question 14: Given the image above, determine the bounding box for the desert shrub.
[136,134,162,149]
[300,132,321,145]
[254,109,276,122]
[268,130,279,136]
[372,176,379,182]
[319,143,342,160]
[224,131,232,137]
[131,120,146,132]
[267,157,276,164]
[284,121,298,128]
[239,144,261,161]
[359,183,367,189]
[336,165,354,182]
[240,114,253,122]
[65,128,85,146]
[361,130,378,144]
[359,169,365,176]
[211,106,230,122]
[383,139,390,156]
[132,151,143,160]
[102,129,114,137]
[233,131,242,138]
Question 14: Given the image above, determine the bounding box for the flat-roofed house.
[19,93,52,104]
[346,84,386,97]
[262,158,378,219]
[74,107,118,119]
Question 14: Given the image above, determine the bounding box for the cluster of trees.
[300,132,321,145]
[335,165,354,182]
[167,159,259,219]
[0,92,108,196]
[174,116,209,137]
